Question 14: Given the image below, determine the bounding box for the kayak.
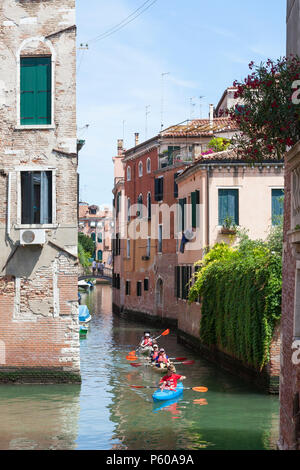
[151,363,169,373]
[152,381,184,402]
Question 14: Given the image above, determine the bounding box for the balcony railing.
[159,149,193,169]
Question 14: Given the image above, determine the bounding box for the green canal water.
[0,285,279,450]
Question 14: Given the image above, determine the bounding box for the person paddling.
[140,332,153,349]
[155,348,170,368]
[159,365,186,391]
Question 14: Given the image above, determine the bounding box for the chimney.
[135,133,139,147]
[209,104,214,128]
[117,139,123,156]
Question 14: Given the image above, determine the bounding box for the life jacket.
[160,373,181,390]
[151,351,159,361]
[157,354,168,364]
[142,337,152,347]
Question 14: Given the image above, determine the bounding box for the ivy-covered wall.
[189,237,282,371]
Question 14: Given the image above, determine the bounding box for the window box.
[220,227,237,235]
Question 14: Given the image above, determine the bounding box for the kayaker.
[150,344,159,362]
[155,348,170,368]
[159,365,186,391]
[140,332,153,348]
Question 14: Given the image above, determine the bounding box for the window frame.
[16,167,57,228]
[17,38,56,130]
[138,161,143,177]
[218,188,239,227]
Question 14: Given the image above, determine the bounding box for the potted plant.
[220,216,237,235]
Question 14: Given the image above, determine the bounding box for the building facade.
[278,0,300,449]
[78,203,113,268]
[175,149,284,391]
[112,115,239,326]
[0,0,80,382]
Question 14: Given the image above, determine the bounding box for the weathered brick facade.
[0,0,80,383]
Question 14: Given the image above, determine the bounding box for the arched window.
[127,166,131,181]
[147,192,151,220]
[147,158,151,174]
[137,194,143,219]
[91,232,96,242]
[127,197,131,221]
[156,278,163,306]
[97,250,103,261]
[138,161,143,177]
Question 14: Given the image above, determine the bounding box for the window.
[178,198,187,232]
[154,177,164,201]
[127,198,131,221]
[20,57,51,125]
[147,192,151,220]
[144,278,149,291]
[98,233,103,243]
[218,189,239,226]
[114,233,121,256]
[168,146,181,164]
[91,232,96,242]
[126,281,131,296]
[21,171,52,224]
[181,266,192,300]
[137,194,143,218]
[272,189,284,226]
[116,192,121,216]
[174,172,181,198]
[147,237,151,258]
[127,239,130,258]
[158,225,163,253]
[97,250,103,261]
[137,281,142,297]
[147,158,151,173]
[127,166,131,181]
[191,190,200,228]
[138,162,143,177]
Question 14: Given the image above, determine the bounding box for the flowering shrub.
[201,138,231,156]
[229,56,300,160]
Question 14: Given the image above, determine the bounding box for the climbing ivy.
[189,238,282,370]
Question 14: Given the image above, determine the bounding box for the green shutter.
[179,198,186,232]
[219,189,239,225]
[272,189,284,225]
[21,57,51,125]
[191,192,197,229]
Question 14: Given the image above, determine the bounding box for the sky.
[76,0,286,207]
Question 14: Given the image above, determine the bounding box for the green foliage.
[230,56,300,160]
[78,232,95,257]
[189,234,282,370]
[208,137,231,152]
[78,232,94,270]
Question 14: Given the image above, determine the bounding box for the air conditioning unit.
[20,229,46,245]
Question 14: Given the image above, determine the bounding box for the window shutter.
[21,172,34,224]
[174,172,179,198]
[218,189,239,225]
[191,191,197,229]
[20,57,51,125]
[272,189,284,225]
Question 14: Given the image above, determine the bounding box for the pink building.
[78,203,113,266]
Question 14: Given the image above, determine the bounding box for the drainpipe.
[7,172,11,237]
[206,167,210,249]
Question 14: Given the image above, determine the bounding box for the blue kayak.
[152,382,184,402]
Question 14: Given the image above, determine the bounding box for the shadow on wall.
[4,244,53,279]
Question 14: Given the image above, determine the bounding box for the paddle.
[131,385,208,393]
[153,329,170,341]
[130,360,195,368]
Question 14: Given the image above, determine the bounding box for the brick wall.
[0,0,80,382]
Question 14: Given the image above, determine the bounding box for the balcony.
[159,148,193,169]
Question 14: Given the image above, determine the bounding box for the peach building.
[175,148,284,341]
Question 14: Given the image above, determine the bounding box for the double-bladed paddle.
[130,385,208,393]
[130,360,195,368]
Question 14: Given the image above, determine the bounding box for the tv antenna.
[161,72,170,131]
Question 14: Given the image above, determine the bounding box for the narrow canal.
[0,285,279,450]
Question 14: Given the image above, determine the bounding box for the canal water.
[0,285,279,450]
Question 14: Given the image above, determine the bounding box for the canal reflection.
[0,285,280,450]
